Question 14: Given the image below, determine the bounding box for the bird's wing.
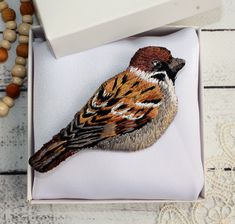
[29,71,163,172]
[60,71,163,149]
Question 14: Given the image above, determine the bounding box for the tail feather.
[29,137,77,173]
[29,125,106,172]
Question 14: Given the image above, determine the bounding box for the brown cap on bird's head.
[129,46,172,72]
[129,46,185,83]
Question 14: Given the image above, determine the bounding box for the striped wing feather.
[29,71,163,172]
[60,71,163,149]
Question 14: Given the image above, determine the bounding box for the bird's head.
[129,46,185,85]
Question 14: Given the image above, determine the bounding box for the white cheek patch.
[129,66,171,90]
[129,66,158,84]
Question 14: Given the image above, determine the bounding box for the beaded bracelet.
[0,0,34,117]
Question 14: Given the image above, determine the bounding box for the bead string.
[0,0,34,117]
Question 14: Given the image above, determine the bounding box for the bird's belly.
[97,99,178,152]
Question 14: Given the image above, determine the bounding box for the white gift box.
[33,0,220,58]
[27,0,221,204]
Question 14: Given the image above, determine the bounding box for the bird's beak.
[169,58,185,74]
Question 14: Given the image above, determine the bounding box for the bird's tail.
[29,135,77,173]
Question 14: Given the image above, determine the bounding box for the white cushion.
[32,28,204,200]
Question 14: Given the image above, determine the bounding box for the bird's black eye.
[152,60,162,69]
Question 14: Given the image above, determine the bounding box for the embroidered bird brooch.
[29,46,185,173]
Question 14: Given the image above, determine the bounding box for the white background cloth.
[33,28,204,200]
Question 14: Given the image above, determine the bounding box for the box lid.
[33,0,220,58]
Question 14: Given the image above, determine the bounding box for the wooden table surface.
[0,0,235,223]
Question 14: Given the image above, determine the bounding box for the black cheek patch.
[151,73,165,81]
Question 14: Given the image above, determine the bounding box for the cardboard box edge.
[27,28,33,203]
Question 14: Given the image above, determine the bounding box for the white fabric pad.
[32,28,204,200]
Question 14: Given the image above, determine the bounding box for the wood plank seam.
[204,86,235,88]
[0,171,26,175]
[202,29,235,31]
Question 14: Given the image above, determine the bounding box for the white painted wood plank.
[0,175,213,222]
[0,92,27,172]
[173,0,235,29]
[1,175,159,223]
[203,88,235,158]
[1,169,235,223]
[201,31,235,86]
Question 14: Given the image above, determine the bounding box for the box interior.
[28,26,205,204]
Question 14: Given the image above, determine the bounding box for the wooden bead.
[18,23,30,36]
[3,29,16,42]
[6,83,20,99]
[16,43,28,58]
[6,20,17,29]
[0,39,11,50]
[12,77,23,85]
[0,47,8,62]
[22,15,33,24]
[12,64,26,78]
[15,56,26,65]
[0,1,8,12]
[2,96,14,107]
[19,35,29,44]
[1,7,16,22]
[20,2,34,15]
[0,101,9,117]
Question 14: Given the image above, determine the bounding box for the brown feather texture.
[29,46,185,173]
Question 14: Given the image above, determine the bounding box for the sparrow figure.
[29,46,185,173]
